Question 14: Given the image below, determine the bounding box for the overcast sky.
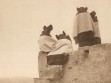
[0,0,111,78]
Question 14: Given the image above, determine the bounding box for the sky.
[0,0,111,78]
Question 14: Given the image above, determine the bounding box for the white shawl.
[38,36,56,52]
[72,13,94,37]
[93,22,101,37]
[48,39,73,56]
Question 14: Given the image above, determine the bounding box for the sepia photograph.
[0,0,111,83]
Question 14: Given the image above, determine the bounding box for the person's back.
[73,7,101,47]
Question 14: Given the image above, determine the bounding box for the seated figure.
[38,25,56,53]
[47,31,73,65]
[73,7,101,47]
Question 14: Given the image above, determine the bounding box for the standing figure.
[73,7,101,47]
[90,11,101,44]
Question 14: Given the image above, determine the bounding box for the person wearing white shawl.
[90,11,101,44]
[47,31,73,65]
[73,7,101,47]
[38,25,56,53]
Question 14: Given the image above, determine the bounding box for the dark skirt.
[78,37,101,47]
[74,31,101,47]
[47,54,69,65]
